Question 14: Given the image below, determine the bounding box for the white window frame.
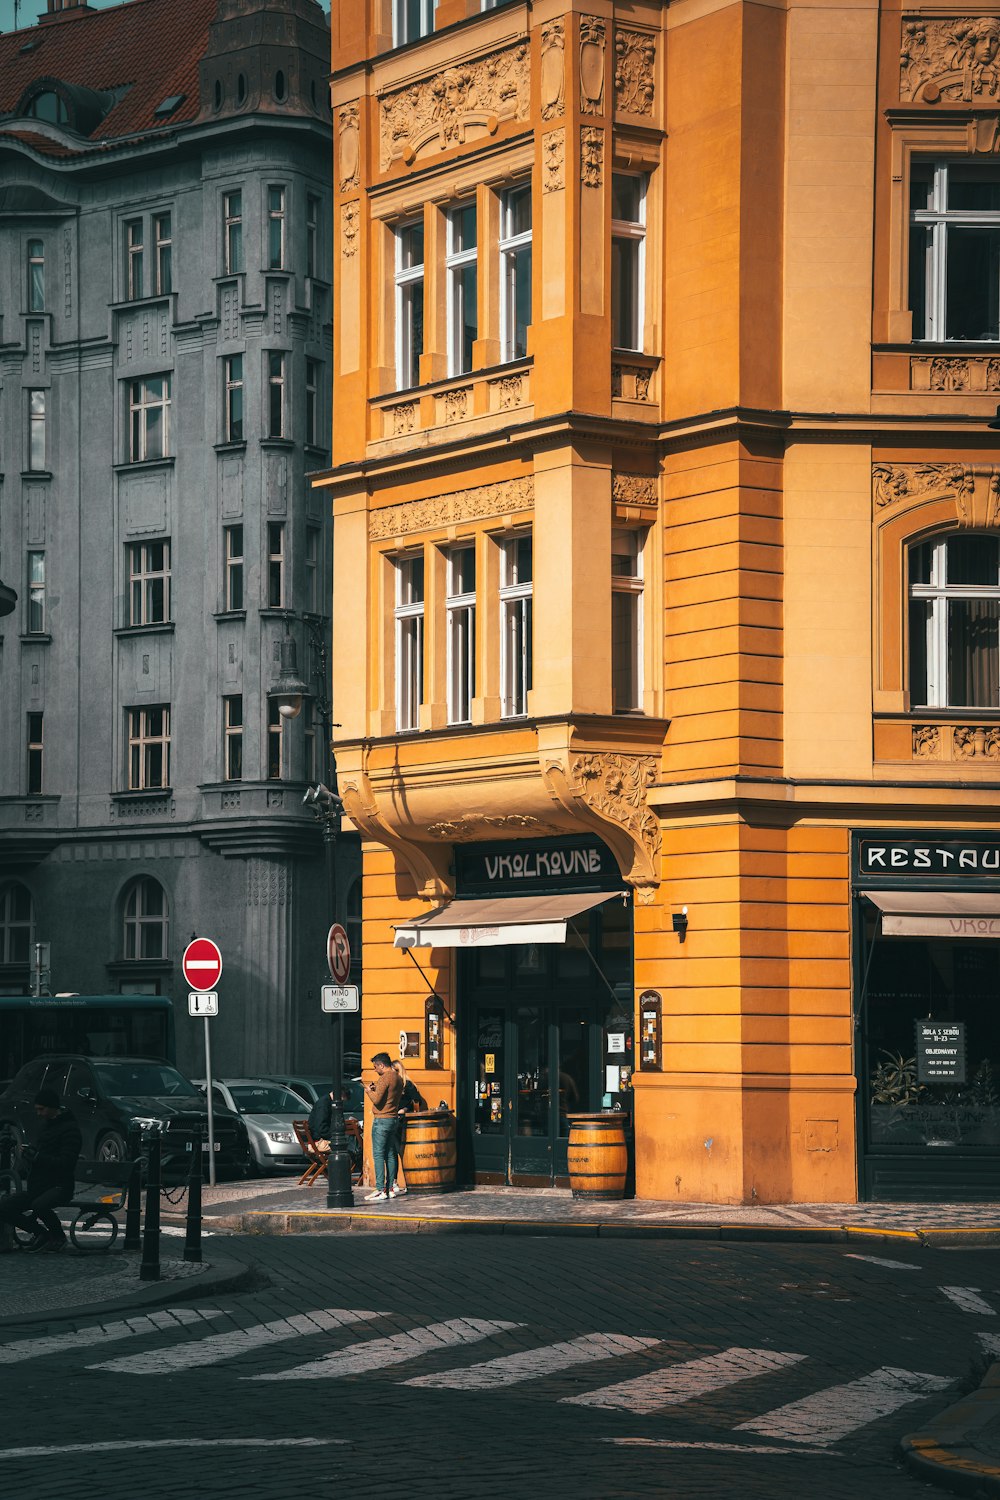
[305,524,321,613]
[267,521,286,608]
[393,0,436,46]
[611,528,644,712]
[267,185,286,270]
[305,358,320,446]
[224,694,243,782]
[154,212,172,295]
[395,553,425,732]
[267,351,286,438]
[910,160,1000,342]
[127,705,171,790]
[27,238,44,312]
[446,203,478,378]
[26,714,43,796]
[611,174,647,352]
[499,186,532,364]
[126,218,144,301]
[395,219,425,390]
[267,698,284,780]
[224,524,244,611]
[500,532,532,719]
[446,544,476,725]
[27,389,46,471]
[224,354,244,442]
[127,539,171,627]
[909,534,1000,707]
[306,194,320,279]
[128,375,171,462]
[123,877,168,961]
[0,882,33,965]
[26,550,45,633]
[223,189,243,275]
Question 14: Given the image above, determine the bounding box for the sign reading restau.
[321,984,359,1013]
[915,1020,967,1084]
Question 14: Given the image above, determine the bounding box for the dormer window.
[27,91,68,124]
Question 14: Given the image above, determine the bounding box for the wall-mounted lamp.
[267,629,310,720]
[671,907,688,942]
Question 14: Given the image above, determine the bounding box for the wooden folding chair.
[344,1116,363,1186]
[292,1119,330,1187]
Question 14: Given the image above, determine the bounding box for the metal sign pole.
[204,1014,216,1188]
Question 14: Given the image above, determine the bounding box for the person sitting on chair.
[0,1088,82,1253]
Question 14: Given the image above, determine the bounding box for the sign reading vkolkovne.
[857,833,1000,883]
[456,836,619,896]
[915,1020,967,1085]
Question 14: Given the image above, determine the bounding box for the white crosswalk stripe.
[90,1308,387,1374]
[940,1286,995,1316]
[0,1308,226,1367]
[844,1255,920,1271]
[249,1317,521,1382]
[405,1332,661,1390]
[561,1346,805,1415]
[736,1365,953,1445]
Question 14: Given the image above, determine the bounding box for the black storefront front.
[395,836,634,1188]
[855,831,1000,1201]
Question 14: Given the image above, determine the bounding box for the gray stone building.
[0,0,358,1080]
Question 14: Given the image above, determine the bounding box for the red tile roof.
[0,0,219,145]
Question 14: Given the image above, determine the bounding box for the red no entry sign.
[182,937,223,992]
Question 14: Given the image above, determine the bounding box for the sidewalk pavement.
[902,1363,1000,1498]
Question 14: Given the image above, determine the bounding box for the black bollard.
[183,1130,203,1264]
[124,1123,143,1252]
[139,1127,161,1282]
[325,1099,354,1208]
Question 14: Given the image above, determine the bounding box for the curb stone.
[901,1363,1000,1497]
[0,1254,262,1331]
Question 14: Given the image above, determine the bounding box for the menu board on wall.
[915,1021,967,1084]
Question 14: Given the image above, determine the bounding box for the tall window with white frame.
[126,219,144,301]
[500,532,532,718]
[305,524,321,613]
[446,544,476,725]
[27,239,44,312]
[123,877,168,961]
[224,524,244,611]
[129,376,170,462]
[26,713,43,795]
[395,553,425,732]
[611,174,646,351]
[909,533,1000,707]
[447,203,477,377]
[224,695,243,781]
[267,186,286,270]
[306,193,320,279]
[500,185,532,363]
[224,354,244,442]
[267,522,285,608]
[127,705,170,790]
[910,161,1000,341]
[393,0,436,45]
[27,390,46,471]
[223,189,243,275]
[154,213,172,295]
[26,551,45,633]
[267,700,283,779]
[267,352,285,438]
[395,219,425,390]
[305,358,320,447]
[127,539,171,626]
[0,883,33,965]
[611,528,644,712]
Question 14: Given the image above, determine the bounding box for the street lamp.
[267,621,353,1207]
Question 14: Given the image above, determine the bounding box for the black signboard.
[455,836,620,896]
[856,833,1000,885]
[915,1020,967,1084]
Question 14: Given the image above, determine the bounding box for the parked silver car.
[195,1078,311,1175]
[263,1074,365,1119]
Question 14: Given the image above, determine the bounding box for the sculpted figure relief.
[900,16,1000,102]
[379,43,530,169]
[614,30,656,115]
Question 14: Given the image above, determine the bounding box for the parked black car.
[0,1055,249,1179]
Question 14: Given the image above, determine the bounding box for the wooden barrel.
[566,1113,629,1200]
[400,1110,457,1194]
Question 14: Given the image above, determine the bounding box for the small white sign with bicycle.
[188,991,219,1017]
[321,984,359,1013]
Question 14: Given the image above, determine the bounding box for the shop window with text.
[224,354,244,442]
[395,219,425,390]
[223,189,243,275]
[127,705,170,790]
[267,699,283,779]
[446,544,476,725]
[126,219,144,300]
[611,174,646,351]
[224,524,244,611]
[267,351,286,438]
[394,0,435,46]
[447,203,477,377]
[395,553,425,732]
[909,533,1000,707]
[267,186,286,270]
[27,713,43,795]
[612,529,644,711]
[154,213,172,295]
[27,390,46,471]
[224,695,243,781]
[500,532,532,718]
[0,883,33,965]
[127,539,171,627]
[26,551,45,633]
[27,239,44,312]
[910,162,1000,341]
[500,185,531,363]
[128,376,170,462]
[122,877,168,961]
[267,522,285,607]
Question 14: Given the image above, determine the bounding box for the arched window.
[236,73,247,106]
[909,533,1000,708]
[122,877,169,960]
[0,884,34,966]
[27,91,69,124]
[274,70,287,102]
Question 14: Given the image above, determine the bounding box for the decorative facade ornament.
[581,126,604,187]
[912,725,941,759]
[614,30,655,115]
[391,401,417,436]
[540,22,565,120]
[340,769,451,901]
[338,102,360,192]
[369,476,534,539]
[900,17,1000,103]
[443,388,469,423]
[612,473,658,507]
[872,462,967,509]
[579,17,606,114]
[930,357,970,391]
[246,858,289,906]
[542,752,661,892]
[634,368,651,401]
[379,43,530,171]
[426,814,561,841]
[497,374,524,409]
[542,128,565,192]
[341,202,359,257]
[911,354,1000,390]
[954,725,1000,758]
[611,364,623,397]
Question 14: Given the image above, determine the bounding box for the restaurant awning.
[393,891,624,949]
[863,890,1000,938]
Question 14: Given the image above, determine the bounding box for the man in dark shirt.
[0,1087,82,1252]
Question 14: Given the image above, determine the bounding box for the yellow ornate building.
[319,0,1000,1203]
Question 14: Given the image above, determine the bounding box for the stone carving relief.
[612,473,658,507]
[379,43,530,171]
[391,401,416,436]
[581,126,604,187]
[25,804,43,824]
[579,17,607,114]
[901,17,1000,103]
[426,814,561,841]
[542,128,565,193]
[911,355,1000,391]
[929,357,969,391]
[612,362,654,401]
[222,790,241,809]
[540,22,565,120]
[873,463,1000,528]
[369,476,534,539]
[338,102,360,192]
[341,202,359,257]
[912,725,941,758]
[955,725,1000,758]
[542,752,661,892]
[614,30,656,116]
[497,374,524,409]
[340,768,451,901]
[443,388,469,423]
[246,858,288,906]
